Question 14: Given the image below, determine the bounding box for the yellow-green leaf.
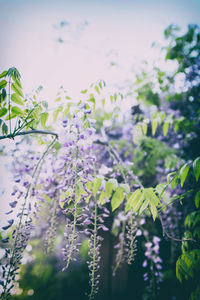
[93,178,102,196]
[0,80,7,89]
[149,203,157,221]
[152,120,157,136]
[40,112,49,128]
[105,182,113,198]
[193,157,200,182]
[163,122,169,136]
[108,178,118,190]
[11,93,24,105]
[11,106,23,115]
[0,71,7,79]
[195,191,200,208]
[0,108,7,117]
[142,122,148,135]
[111,187,125,211]
[180,163,190,187]
[119,183,130,194]
[11,83,24,98]
[99,191,106,205]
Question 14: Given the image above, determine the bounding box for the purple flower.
[1,237,9,243]
[101,225,109,231]
[142,260,148,268]
[8,219,14,225]
[9,201,17,208]
[5,210,13,215]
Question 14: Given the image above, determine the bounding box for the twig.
[158,214,196,243]
[95,138,144,189]
[0,130,58,140]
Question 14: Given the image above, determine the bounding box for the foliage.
[0,24,200,300]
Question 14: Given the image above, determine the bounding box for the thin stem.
[95,139,144,189]
[46,194,58,253]
[128,212,136,264]
[0,130,58,140]
[66,135,79,268]
[89,193,98,300]
[113,220,126,275]
[158,214,196,242]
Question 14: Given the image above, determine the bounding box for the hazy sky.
[0,0,200,99]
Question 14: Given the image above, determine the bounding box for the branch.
[0,130,58,140]
[158,214,196,243]
[95,138,144,189]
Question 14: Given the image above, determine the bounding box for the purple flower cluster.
[0,150,40,298]
[113,211,138,275]
[142,236,163,297]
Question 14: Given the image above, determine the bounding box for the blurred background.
[0,1,200,299]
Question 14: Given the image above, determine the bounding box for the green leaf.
[171,175,179,189]
[1,88,6,101]
[11,93,24,105]
[163,122,169,136]
[0,71,7,79]
[180,163,190,187]
[167,171,176,184]
[102,98,105,107]
[145,188,160,205]
[119,184,130,194]
[11,83,24,98]
[125,189,143,213]
[111,187,125,211]
[195,191,200,208]
[81,89,88,94]
[193,157,200,181]
[108,178,118,190]
[41,194,52,203]
[142,122,148,135]
[2,122,8,135]
[86,181,93,192]
[139,199,149,215]
[110,95,113,104]
[132,190,145,212]
[0,108,8,117]
[99,191,106,205]
[94,85,100,95]
[160,111,166,122]
[0,80,7,89]
[152,120,157,136]
[85,194,91,204]
[53,109,60,123]
[13,76,22,89]
[149,203,157,221]
[11,106,23,115]
[93,178,102,196]
[105,182,113,198]
[40,112,49,128]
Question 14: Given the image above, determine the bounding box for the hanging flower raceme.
[112,210,138,275]
[1,151,38,299]
[142,236,163,298]
[0,139,56,299]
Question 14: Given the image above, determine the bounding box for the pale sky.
[0,0,200,100]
